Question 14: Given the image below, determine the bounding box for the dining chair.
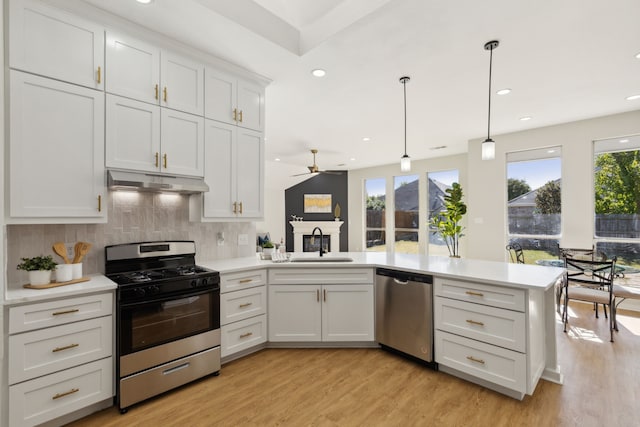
[506,243,525,264]
[562,256,617,342]
[612,282,640,332]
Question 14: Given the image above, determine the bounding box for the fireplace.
[290,221,343,253]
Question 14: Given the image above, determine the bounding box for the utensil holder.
[55,264,73,282]
[71,263,83,279]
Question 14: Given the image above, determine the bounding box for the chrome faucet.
[311,227,325,257]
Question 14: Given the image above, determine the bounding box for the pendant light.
[482,40,499,160]
[399,76,411,172]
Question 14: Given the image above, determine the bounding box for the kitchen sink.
[290,256,354,263]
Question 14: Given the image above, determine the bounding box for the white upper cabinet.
[106,94,161,173]
[205,67,264,131]
[106,32,204,116]
[9,0,104,90]
[161,109,205,177]
[9,71,106,221]
[105,33,160,105]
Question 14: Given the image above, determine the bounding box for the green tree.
[595,151,640,214]
[366,195,385,211]
[430,182,467,257]
[507,178,531,201]
[535,181,561,214]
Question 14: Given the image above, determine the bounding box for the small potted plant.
[429,182,467,258]
[17,255,58,285]
[262,241,275,257]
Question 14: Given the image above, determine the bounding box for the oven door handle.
[118,287,217,308]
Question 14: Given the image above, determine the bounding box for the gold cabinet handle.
[239,302,252,308]
[239,279,252,284]
[53,388,79,400]
[239,332,253,339]
[323,289,327,302]
[466,319,485,326]
[465,291,484,297]
[233,108,237,121]
[155,152,159,167]
[233,202,237,214]
[163,153,167,169]
[155,84,159,100]
[239,110,243,123]
[52,343,79,353]
[239,202,243,214]
[97,195,102,212]
[466,356,485,364]
[96,66,101,84]
[52,309,79,316]
[317,289,320,302]
[163,86,167,102]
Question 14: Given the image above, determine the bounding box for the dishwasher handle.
[393,278,409,285]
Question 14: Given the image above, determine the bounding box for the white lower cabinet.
[220,270,267,359]
[7,292,114,426]
[434,277,544,399]
[268,269,374,343]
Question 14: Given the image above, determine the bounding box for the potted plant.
[429,182,467,258]
[17,255,58,285]
[262,241,275,257]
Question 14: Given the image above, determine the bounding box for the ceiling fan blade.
[319,170,343,175]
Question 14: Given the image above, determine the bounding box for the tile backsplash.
[6,192,256,288]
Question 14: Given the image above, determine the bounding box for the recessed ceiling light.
[311,69,326,77]
[136,0,153,4]
[496,88,511,95]
[547,149,556,154]
[362,137,371,142]
[274,158,281,161]
[626,94,640,101]
[350,158,356,161]
[636,52,640,59]
[519,116,532,121]
[619,139,630,143]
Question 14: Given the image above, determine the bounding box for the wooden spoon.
[52,242,71,264]
[72,242,92,264]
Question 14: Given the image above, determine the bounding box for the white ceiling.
[80,0,640,178]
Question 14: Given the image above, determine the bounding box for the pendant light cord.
[487,46,493,140]
[403,79,408,156]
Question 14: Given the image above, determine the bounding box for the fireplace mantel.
[290,221,343,252]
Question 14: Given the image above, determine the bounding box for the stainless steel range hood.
[107,170,209,194]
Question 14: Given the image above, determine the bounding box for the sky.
[507,158,561,190]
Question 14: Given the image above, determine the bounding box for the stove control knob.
[191,279,199,288]
[134,288,146,297]
[148,285,160,295]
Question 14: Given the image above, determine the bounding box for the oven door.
[118,287,220,357]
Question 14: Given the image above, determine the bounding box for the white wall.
[466,109,640,262]
[347,154,467,253]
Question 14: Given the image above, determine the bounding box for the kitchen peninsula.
[201,252,565,400]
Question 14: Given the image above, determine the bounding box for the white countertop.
[5,274,117,305]
[200,252,565,291]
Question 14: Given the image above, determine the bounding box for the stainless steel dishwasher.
[375,268,436,367]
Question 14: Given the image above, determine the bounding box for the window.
[365,178,386,251]
[394,175,419,254]
[594,135,640,269]
[507,148,562,264]
[427,169,459,256]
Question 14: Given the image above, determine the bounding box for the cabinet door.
[106,32,160,104]
[237,79,265,131]
[268,285,321,342]
[9,71,105,219]
[9,0,104,89]
[236,128,263,218]
[161,51,204,116]
[204,67,236,125]
[203,120,236,217]
[106,94,161,173]
[322,285,374,342]
[161,109,204,177]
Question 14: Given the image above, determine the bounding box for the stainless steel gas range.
[105,241,221,413]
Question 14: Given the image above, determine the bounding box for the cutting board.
[23,277,90,289]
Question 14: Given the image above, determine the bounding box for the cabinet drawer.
[220,286,266,326]
[220,269,266,293]
[268,268,374,285]
[9,293,113,334]
[221,314,267,357]
[435,330,526,393]
[434,278,525,312]
[9,357,113,427]
[435,297,525,352]
[9,316,113,385]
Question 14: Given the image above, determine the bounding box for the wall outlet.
[238,234,248,246]
[65,243,75,261]
[217,232,225,246]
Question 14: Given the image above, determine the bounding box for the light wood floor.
[68,303,640,427]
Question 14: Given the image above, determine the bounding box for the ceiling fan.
[291,149,341,177]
